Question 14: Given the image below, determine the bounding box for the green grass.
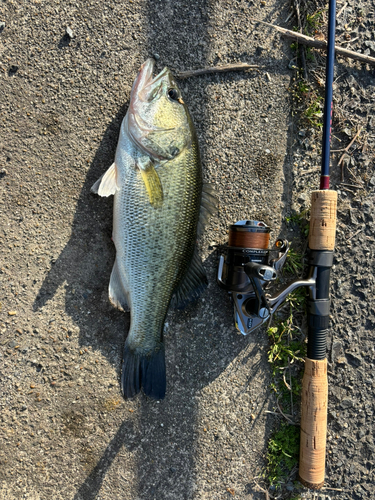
[306,11,323,34]
[267,422,300,488]
[265,245,308,490]
[290,78,324,129]
[284,248,304,275]
[266,301,307,490]
[303,95,323,128]
[286,209,309,237]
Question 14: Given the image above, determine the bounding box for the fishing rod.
[298,0,337,488]
[216,0,338,489]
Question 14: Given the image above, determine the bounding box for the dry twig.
[337,127,362,181]
[337,2,348,19]
[347,227,364,241]
[276,397,298,425]
[176,63,258,79]
[339,182,364,189]
[253,480,275,500]
[252,19,375,66]
[293,0,308,80]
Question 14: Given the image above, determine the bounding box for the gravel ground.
[0,1,374,499]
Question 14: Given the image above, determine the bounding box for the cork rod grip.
[299,358,328,488]
[309,190,337,251]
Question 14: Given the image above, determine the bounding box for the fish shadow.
[33,102,130,360]
[73,419,136,500]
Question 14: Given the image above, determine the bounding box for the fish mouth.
[130,58,156,101]
[131,58,171,103]
[127,59,175,159]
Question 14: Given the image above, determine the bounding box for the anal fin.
[109,258,130,312]
[170,248,208,310]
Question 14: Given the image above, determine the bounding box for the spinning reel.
[217,220,317,336]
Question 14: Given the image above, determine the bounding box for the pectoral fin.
[138,158,163,208]
[91,163,119,197]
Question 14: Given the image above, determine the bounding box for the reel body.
[217,220,289,335]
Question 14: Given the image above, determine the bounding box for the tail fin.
[121,343,166,400]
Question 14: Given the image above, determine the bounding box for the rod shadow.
[73,419,136,500]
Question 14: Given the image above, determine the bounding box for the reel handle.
[299,189,337,488]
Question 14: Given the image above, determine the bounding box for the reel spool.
[217,220,271,293]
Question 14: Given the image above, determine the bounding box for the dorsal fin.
[170,248,208,310]
[197,183,218,236]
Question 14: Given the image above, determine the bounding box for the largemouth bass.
[92,59,217,400]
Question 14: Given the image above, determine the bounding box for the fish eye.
[167,88,179,101]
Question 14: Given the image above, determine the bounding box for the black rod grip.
[306,253,333,360]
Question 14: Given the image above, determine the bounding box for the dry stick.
[176,62,258,78]
[347,227,363,241]
[339,182,364,188]
[277,396,298,425]
[337,2,348,19]
[337,127,362,181]
[253,481,273,500]
[294,0,308,80]
[252,19,375,66]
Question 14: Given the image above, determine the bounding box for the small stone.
[346,352,362,367]
[0,22,5,33]
[8,311,17,316]
[8,65,18,76]
[153,53,160,60]
[364,40,375,51]
[66,26,73,39]
[340,397,353,409]
[331,340,343,362]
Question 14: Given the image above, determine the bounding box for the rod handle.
[299,358,328,489]
[309,190,337,251]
